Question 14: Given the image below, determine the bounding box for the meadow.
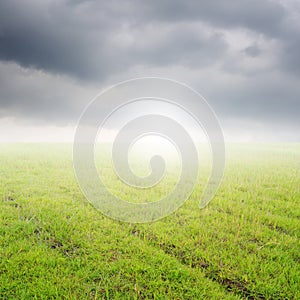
[0,143,299,299]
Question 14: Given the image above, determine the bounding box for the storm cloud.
[0,0,299,141]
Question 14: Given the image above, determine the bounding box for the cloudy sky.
[0,0,299,142]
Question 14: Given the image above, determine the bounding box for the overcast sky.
[0,0,299,142]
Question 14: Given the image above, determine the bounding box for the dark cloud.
[243,45,261,57]
[1,0,298,80]
[279,36,300,76]
[0,0,299,141]
[141,0,287,37]
[0,0,109,80]
[212,76,300,126]
[0,62,97,125]
[0,0,228,80]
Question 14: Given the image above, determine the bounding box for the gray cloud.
[0,0,299,141]
[0,0,228,80]
[0,62,97,125]
[243,45,261,57]
[1,0,298,79]
[141,0,287,36]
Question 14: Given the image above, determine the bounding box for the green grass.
[0,143,299,299]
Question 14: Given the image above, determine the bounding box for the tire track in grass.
[128,222,263,299]
[146,238,265,300]
[128,213,298,300]
[8,203,240,299]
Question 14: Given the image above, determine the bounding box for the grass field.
[0,143,299,299]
